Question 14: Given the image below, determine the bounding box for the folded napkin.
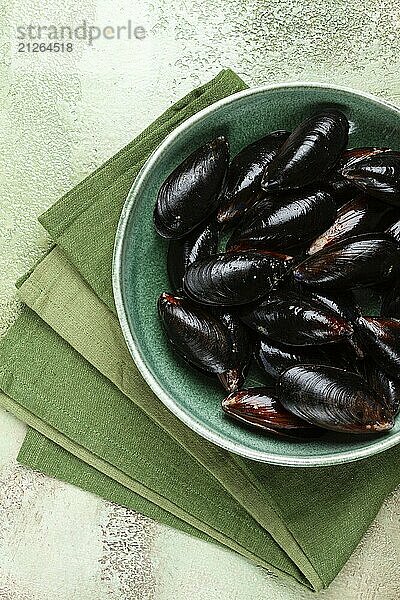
[1,69,399,591]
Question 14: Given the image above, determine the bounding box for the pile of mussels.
[154,109,400,439]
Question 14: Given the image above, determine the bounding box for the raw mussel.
[279,277,360,322]
[257,338,355,380]
[261,110,349,191]
[227,187,336,252]
[222,387,318,437]
[341,150,400,206]
[167,219,221,291]
[361,359,400,417]
[183,251,293,306]
[326,170,359,206]
[323,149,389,206]
[385,217,400,243]
[293,233,400,290]
[278,365,394,433]
[306,289,360,323]
[158,293,251,392]
[240,290,353,346]
[355,316,400,382]
[154,136,229,238]
[217,130,290,226]
[308,196,388,254]
[381,280,400,318]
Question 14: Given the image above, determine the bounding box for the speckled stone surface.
[1,0,400,598]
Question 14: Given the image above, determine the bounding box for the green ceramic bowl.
[113,83,400,467]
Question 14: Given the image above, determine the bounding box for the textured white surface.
[1,0,400,598]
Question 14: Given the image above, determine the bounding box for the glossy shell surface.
[262,110,349,191]
[279,365,394,433]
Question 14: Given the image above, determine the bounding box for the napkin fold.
[1,69,399,591]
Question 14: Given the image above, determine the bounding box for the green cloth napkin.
[0,69,399,591]
[6,244,400,590]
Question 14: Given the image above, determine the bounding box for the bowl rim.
[113,80,400,467]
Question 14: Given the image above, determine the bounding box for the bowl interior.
[115,84,400,466]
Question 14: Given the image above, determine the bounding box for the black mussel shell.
[227,187,336,252]
[216,309,253,390]
[261,110,349,192]
[340,147,391,166]
[385,217,400,243]
[323,149,390,206]
[183,251,293,306]
[278,365,394,433]
[217,131,290,225]
[240,290,353,346]
[158,293,250,391]
[154,137,229,239]
[222,387,318,437]
[341,150,400,206]
[355,316,400,382]
[257,338,353,379]
[361,359,400,417]
[326,170,359,206]
[308,196,389,255]
[167,219,221,292]
[306,289,360,323]
[381,280,400,318]
[277,275,360,322]
[294,233,400,290]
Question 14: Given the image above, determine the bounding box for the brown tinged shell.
[308,196,389,254]
[183,251,293,306]
[227,187,336,252]
[240,291,353,346]
[278,365,394,434]
[294,234,400,290]
[222,387,318,437]
[341,150,400,206]
[167,219,221,292]
[154,136,229,239]
[261,110,349,192]
[355,316,400,382]
[157,293,250,392]
[217,130,290,225]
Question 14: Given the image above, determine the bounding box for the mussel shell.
[294,234,400,290]
[306,289,360,323]
[385,217,400,243]
[355,316,400,382]
[326,170,359,206]
[183,251,293,306]
[217,131,290,225]
[381,280,400,318]
[261,110,349,192]
[341,150,400,206]
[257,338,354,379]
[323,148,390,206]
[340,147,391,166]
[240,291,353,346]
[154,137,229,239]
[227,187,336,252]
[158,293,250,391]
[361,359,400,417]
[278,365,394,433]
[276,276,360,322]
[222,387,317,437]
[167,219,220,292]
[308,196,389,255]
